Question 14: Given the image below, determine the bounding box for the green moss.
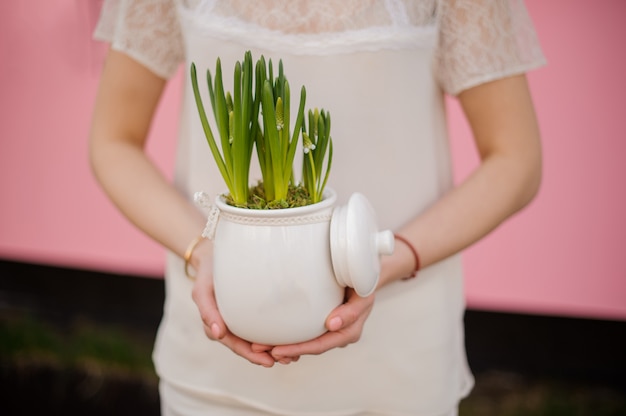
[223,181,313,209]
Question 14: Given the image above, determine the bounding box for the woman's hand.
[190,238,277,368]
[258,244,412,364]
[266,288,375,363]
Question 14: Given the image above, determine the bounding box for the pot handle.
[194,191,221,241]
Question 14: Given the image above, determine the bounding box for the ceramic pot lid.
[330,193,395,297]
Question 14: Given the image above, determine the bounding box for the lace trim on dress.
[178,1,437,56]
[385,0,411,26]
[94,0,184,78]
[93,0,545,92]
[434,0,546,95]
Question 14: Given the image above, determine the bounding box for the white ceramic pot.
[196,189,393,345]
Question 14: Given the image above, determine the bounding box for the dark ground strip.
[1,259,624,415]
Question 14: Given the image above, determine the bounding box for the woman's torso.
[155,1,472,415]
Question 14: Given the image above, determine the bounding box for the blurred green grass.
[0,314,156,380]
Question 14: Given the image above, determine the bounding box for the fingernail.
[328,317,342,331]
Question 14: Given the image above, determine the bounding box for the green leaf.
[318,138,333,202]
[283,86,306,186]
[190,62,233,195]
[231,60,246,203]
[213,59,234,183]
[261,80,286,200]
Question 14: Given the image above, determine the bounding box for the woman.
[90,1,545,414]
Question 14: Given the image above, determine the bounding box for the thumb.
[327,315,344,332]
[192,261,226,340]
[325,289,369,332]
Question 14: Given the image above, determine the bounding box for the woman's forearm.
[89,50,205,259]
[380,75,542,285]
[89,138,205,258]
[397,151,539,273]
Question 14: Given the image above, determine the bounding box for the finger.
[326,290,374,332]
[198,317,275,367]
[221,334,275,368]
[191,268,225,340]
[192,290,223,339]
[250,343,274,353]
[272,292,375,358]
[272,329,355,358]
[276,355,300,365]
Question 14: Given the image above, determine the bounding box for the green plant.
[190,51,332,208]
[191,52,257,206]
[302,108,333,204]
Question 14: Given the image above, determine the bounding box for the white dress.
[95,1,545,415]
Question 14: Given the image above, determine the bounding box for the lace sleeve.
[435,0,546,96]
[94,0,184,79]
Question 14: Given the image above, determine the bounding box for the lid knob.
[376,230,395,256]
[330,193,395,297]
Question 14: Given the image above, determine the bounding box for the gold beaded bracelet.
[183,236,205,280]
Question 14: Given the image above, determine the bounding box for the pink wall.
[1,1,624,320]
[450,0,626,320]
[0,1,179,276]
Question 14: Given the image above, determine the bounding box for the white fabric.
[160,380,459,416]
[95,1,545,415]
[93,0,546,94]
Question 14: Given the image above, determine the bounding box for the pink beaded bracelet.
[394,234,420,279]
